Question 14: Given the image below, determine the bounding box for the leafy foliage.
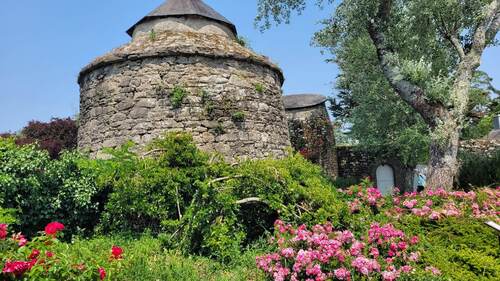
[91,132,346,262]
[0,118,78,159]
[457,149,500,189]
[420,218,500,281]
[1,223,263,281]
[256,0,499,184]
[170,86,188,108]
[0,139,101,237]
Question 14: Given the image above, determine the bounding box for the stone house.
[283,94,338,177]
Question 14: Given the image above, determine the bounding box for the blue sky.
[0,0,498,133]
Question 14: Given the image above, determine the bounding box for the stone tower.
[78,0,290,160]
[283,94,338,177]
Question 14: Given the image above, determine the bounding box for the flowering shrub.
[343,179,499,223]
[0,222,123,280]
[256,220,436,281]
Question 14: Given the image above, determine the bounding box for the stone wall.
[336,146,414,192]
[78,31,290,161]
[460,138,500,156]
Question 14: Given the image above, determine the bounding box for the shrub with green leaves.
[458,149,500,189]
[89,132,346,262]
[0,138,102,237]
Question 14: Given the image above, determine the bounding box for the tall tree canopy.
[257,0,499,189]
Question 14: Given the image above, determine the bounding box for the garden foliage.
[458,149,500,189]
[0,133,498,280]
[1,118,78,159]
[0,139,101,237]
[81,133,345,262]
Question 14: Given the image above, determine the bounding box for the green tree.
[257,0,499,189]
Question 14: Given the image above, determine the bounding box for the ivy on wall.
[288,112,335,166]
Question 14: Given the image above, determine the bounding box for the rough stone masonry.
[78,0,291,160]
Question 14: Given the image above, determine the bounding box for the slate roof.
[283,94,327,110]
[127,0,237,36]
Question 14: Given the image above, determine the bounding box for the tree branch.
[449,36,466,60]
[486,10,500,43]
[436,14,466,60]
[367,0,446,128]
[235,197,263,204]
[470,0,499,58]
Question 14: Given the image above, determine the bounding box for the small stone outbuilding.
[78,0,290,160]
[283,94,338,177]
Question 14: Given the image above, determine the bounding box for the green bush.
[91,134,212,234]
[0,138,102,237]
[458,149,500,189]
[91,133,346,262]
[0,207,17,225]
[419,218,500,281]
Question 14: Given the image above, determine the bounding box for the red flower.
[46,251,54,258]
[44,222,65,236]
[111,246,123,259]
[2,260,35,276]
[0,224,7,240]
[98,267,106,280]
[28,249,40,260]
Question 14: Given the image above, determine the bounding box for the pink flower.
[367,188,382,206]
[12,233,28,247]
[351,256,380,276]
[403,199,418,209]
[281,248,295,258]
[0,224,7,240]
[348,200,361,213]
[401,265,413,273]
[46,251,54,258]
[99,267,107,280]
[337,230,354,244]
[305,264,322,276]
[349,241,365,256]
[410,236,419,245]
[381,270,400,281]
[429,211,441,220]
[44,222,65,236]
[369,247,379,258]
[425,266,441,276]
[334,268,351,280]
[398,241,408,251]
[408,252,420,262]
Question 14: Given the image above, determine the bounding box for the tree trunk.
[426,124,461,190]
[367,0,499,190]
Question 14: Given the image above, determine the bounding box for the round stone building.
[78,0,290,160]
[283,94,338,177]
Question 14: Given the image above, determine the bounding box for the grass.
[57,235,264,281]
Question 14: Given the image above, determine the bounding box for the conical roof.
[127,0,237,36]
